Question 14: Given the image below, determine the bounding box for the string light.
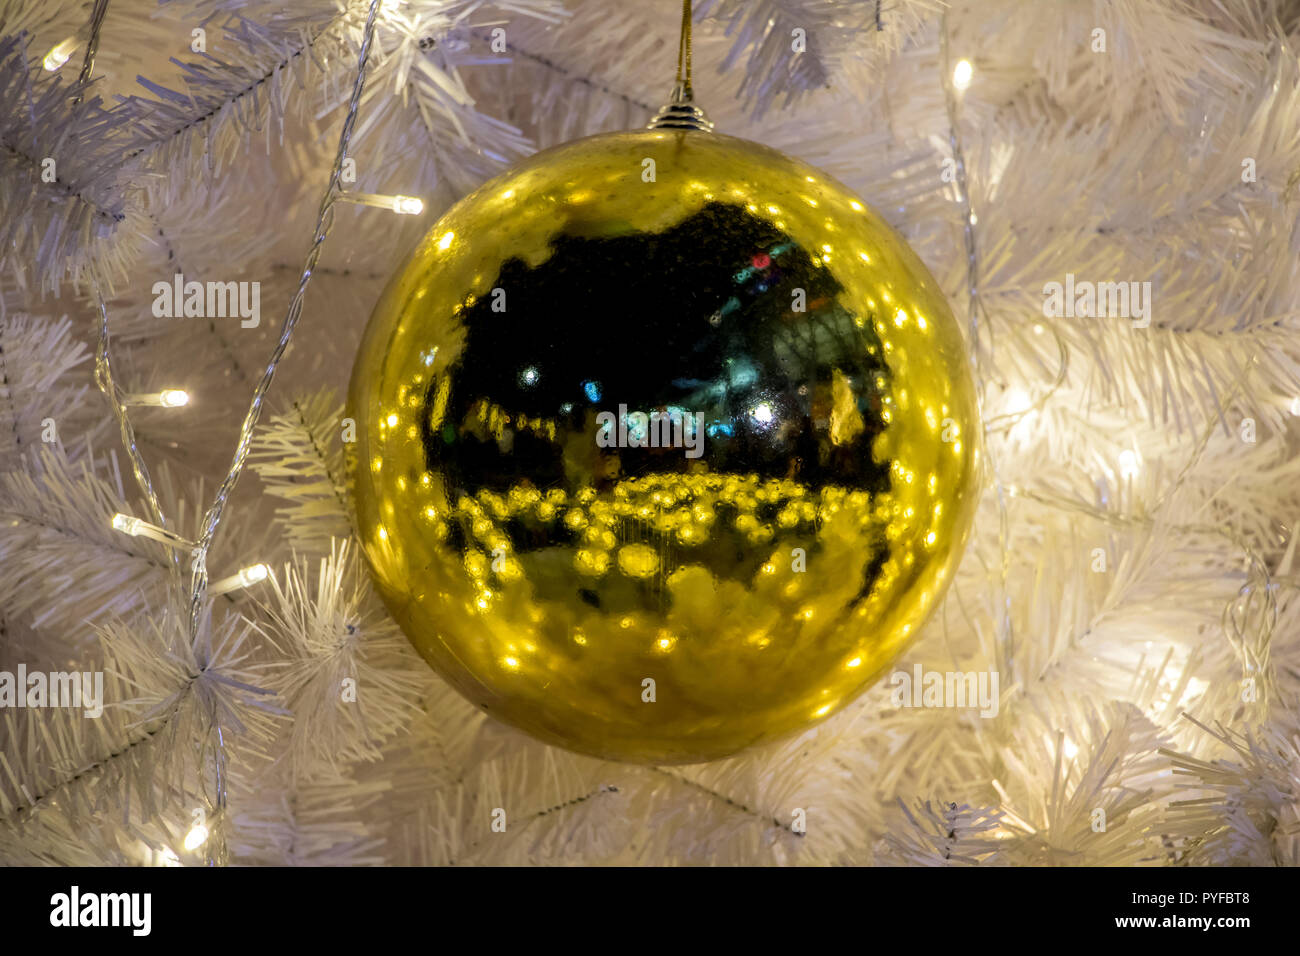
[43,37,78,71]
[123,389,189,407]
[208,563,271,597]
[86,0,388,872]
[336,192,424,215]
[952,58,974,91]
[110,518,268,594]
[111,513,196,551]
[183,821,209,852]
[1004,387,1033,416]
[1118,449,1141,478]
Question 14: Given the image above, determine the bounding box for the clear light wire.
[92,282,182,579]
[188,0,384,642]
[88,0,385,866]
[184,0,385,864]
[71,0,110,103]
[939,12,1016,684]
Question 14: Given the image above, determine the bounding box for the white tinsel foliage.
[0,446,174,639]
[0,34,146,295]
[693,0,939,116]
[250,539,429,776]
[1163,715,1300,866]
[879,799,1005,866]
[246,389,353,554]
[0,601,281,864]
[0,309,102,460]
[1,0,1299,866]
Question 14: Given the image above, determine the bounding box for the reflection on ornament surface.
[349,130,982,763]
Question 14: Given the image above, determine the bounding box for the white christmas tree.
[1,0,1298,866]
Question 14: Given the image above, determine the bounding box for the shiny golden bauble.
[349,128,981,763]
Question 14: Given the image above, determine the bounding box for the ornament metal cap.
[647,82,714,132]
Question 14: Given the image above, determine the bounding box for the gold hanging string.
[648,0,712,129]
[676,0,693,99]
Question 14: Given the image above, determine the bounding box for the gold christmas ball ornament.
[349,122,982,763]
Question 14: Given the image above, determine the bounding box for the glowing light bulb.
[751,403,774,424]
[111,513,197,551]
[1005,387,1033,416]
[111,513,139,535]
[1119,449,1140,478]
[208,563,271,597]
[183,823,209,852]
[953,59,974,91]
[43,37,77,71]
[391,195,423,215]
[337,191,425,215]
[124,389,189,407]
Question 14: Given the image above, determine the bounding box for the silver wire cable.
[182,0,384,865]
[187,0,384,643]
[92,280,183,581]
[72,0,110,104]
[939,12,1016,684]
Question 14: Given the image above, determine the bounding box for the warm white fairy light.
[42,37,77,71]
[1004,386,1037,440]
[1004,387,1033,416]
[111,513,196,551]
[1118,449,1141,478]
[183,822,209,852]
[337,192,424,215]
[123,389,189,407]
[952,58,974,91]
[208,563,271,597]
